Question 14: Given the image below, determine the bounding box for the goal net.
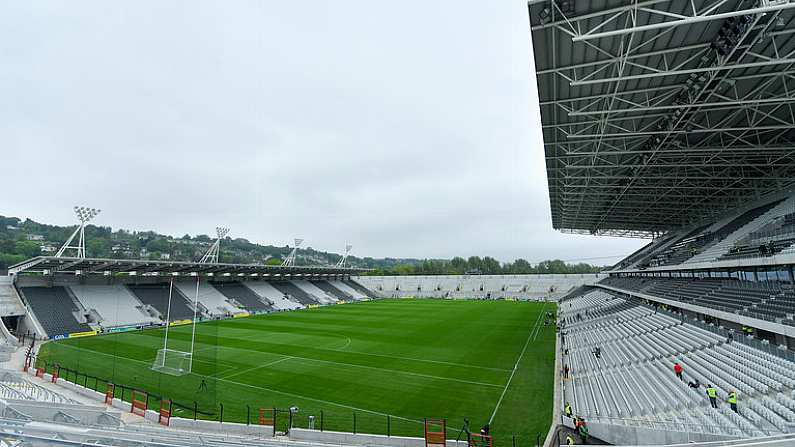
[151,348,192,376]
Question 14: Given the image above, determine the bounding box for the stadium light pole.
[282,238,304,267]
[335,244,352,268]
[200,227,230,263]
[55,206,101,258]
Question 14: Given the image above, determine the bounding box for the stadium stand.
[174,281,246,317]
[343,279,378,298]
[209,281,274,312]
[599,277,795,323]
[269,280,321,306]
[611,197,795,270]
[17,287,92,336]
[69,284,159,328]
[560,289,795,440]
[126,284,196,321]
[293,280,338,304]
[356,274,603,300]
[685,198,794,264]
[242,281,303,310]
[331,279,370,300]
[312,280,355,301]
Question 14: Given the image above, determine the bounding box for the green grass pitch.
[36,299,556,446]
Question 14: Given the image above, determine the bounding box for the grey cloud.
[0,0,644,263]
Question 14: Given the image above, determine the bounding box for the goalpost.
[151,277,201,376]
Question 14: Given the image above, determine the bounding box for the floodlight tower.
[199,227,230,264]
[281,238,304,267]
[55,206,101,258]
[335,244,352,268]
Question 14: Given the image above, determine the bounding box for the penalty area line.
[216,355,295,380]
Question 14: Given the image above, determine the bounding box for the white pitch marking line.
[45,344,424,426]
[488,302,548,424]
[336,337,351,351]
[218,355,295,380]
[206,332,511,372]
[284,356,502,388]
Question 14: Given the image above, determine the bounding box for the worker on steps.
[706,384,718,408]
[565,402,573,418]
[673,362,683,381]
[728,390,738,413]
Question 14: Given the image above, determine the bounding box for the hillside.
[0,215,601,275]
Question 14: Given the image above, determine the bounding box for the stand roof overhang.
[529,0,795,237]
[8,256,369,277]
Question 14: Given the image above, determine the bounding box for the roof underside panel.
[529,0,795,237]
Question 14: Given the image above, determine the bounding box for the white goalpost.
[151,277,201,376]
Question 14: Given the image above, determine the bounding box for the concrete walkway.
[0,341,156,426]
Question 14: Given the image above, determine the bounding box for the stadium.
[0,1,794,447]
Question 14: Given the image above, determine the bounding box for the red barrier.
[159,399,172,426]
[104,383,115,405]
[131,390,147,417]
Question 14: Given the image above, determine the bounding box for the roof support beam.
[571,2,795,42]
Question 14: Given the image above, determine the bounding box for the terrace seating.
[269,281,320,306]
[599,277,795,322]
[242,281,303,310]
[209,281,274,312]
[69,284,158,328]
[292,280,336,304]
[684,199,787,264]
[343,279,379,298]
[312,280,355,301]
[0,371,76,404]
[126,284,196,321]
[174,281,246,317]
[560,290,795,438]
[637,199,787,267]
[720,237,795,261]
[18,287,92,337]
[329,280,369,300]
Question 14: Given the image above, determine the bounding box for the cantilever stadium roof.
[8,256,368,277]
[530,0,795,237]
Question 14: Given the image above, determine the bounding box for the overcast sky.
[0,1,644,264]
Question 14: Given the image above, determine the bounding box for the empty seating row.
[174,281,246,317]
[69,284,158,328]
[19,287,92,337]
[343,279,378,298]
[126,284,195,321]
[210,281,274,312]
[312,280,355,301]
[559,290,795,438]
[269,281,320,306]
[599,277,795,321]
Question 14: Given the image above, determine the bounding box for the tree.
[146,239,170,253]
[450,257,467,273]
[14,241,40,258]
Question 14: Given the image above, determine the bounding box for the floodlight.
[216,227,230,238]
